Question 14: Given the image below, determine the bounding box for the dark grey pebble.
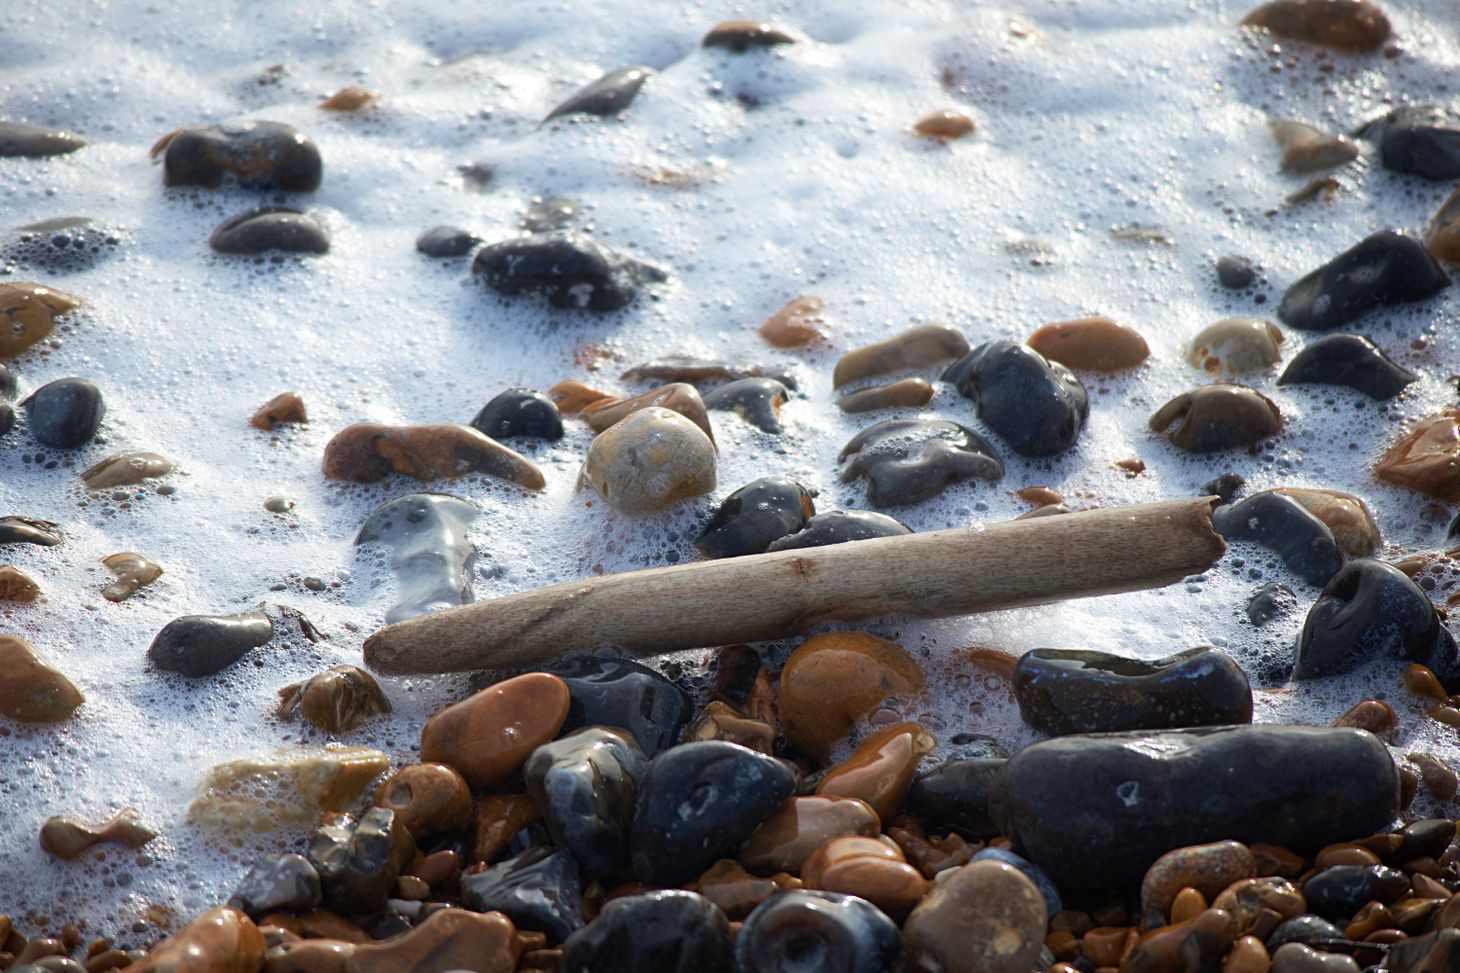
[1266,915,1345,952]
[549,656,692,757]
[415,225,480,258]
[1301,864,1408,920]
[1294,558,1460,689]
[0,404,12,437]
[228,853,322,917]
[695,477,815,558]
[703,377,791,433]
[307,807,412,915]
[631,740,796,885]
[1012,646,1253,736]
[1387,929,1460,973]
[1217,254,1257,289]
[908,758,1005,838]
[0,122,86,158]
[356,493,477,625]
[1355,105,1460,180]
[522,197,581,233]
[21,377,103,448]
[525,728,647,879]
[943,339,1089,456]
[703,21,796,51]
[209,207,329,255]
[1212,492,1346,587]
[4,217,122,274]
[1203,472,1247,505]
[839,418,1003,507]
[470,388,563,441]
[147,610,274,677]
[471,232,665,311]
[162,120,322,191]
[1277,333,1417,400]
[563,889,732,973]
[461,845,584,944]
[544,66,654,122]
[1277,230,1449,331]
[0,516,63,546]
[735,891,900,973]
[1247,582,1298,626]
[990,725,1400,891]
[764,509,911,552]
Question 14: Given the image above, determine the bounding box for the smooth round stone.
[470,388,563,441]
[419,672,570,788]
[582,383,715,441]
[1187,318,1284,373]
[904,861,1045,973]
[1301,864,1408,919]
[0,122,86,157]
[810,852,930,919]
[969,847,1062,918]
[524,727,647,878]
[1012,646,1252,736]
[1271,942,1360,973]
[0,281,82,358]
[372,763,472,841]
[1375,408,1460,501]
[1218,255,1258,289]
[544,65,654,122]
[703,19,796,50]
[160,120,322,191]
[21,377,103,448]
[210,208,329,254]
[277,665,391,733]
[1267,915,1345,951]
[0,635,83,723]
[1277,230,1449,331]
[630,741,797,886]
[778,631,924,759]
[582,407,717,514]
[912,110,975,140]
[739,796,882,875]
[815,722,935,822]
[415,225,480,257]
[549,656,690,757]
[835,377,935,413]
[1149,384,1282,452]
[735,891,900,973]
[838,418,1003,506]
[148,611,274,677]
[0,565,40,602]
[80,451,175,490]
[695,477,816,558]
[562,890,731,973]
[1242,0,1390,52]
[1278,333,1416,400]
[1213,492,1345,587]
[1357,105,1460,180]
[1271,119,1360,173]
[942,339,1089,456]
[472,231,665,311]
[907,758,1004,838]
[1270,487,1380,557]
[765,510,911,551]
[1027,317,1150,372]
[229,853,322,917]
[124,906,265,973]
[460,846,583,944]
[1140,842,1256,925]
[832,324,970,388]
[345,907,522,973]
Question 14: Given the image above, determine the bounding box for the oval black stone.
[1395,818,1455,863]
[1277,230,1450,332]
[21,377,104,448]
[544,66,654,122]
[630,741,796,885]
[695,477,815,558]
[460,845,584,944]
[0,122,86,158]
[734,890,900,973]
[907,758,1005,838]
[562,890,732,973]
[1278,333,1417,400]
[1217,254,1257,289]
[471,232,665,311]
[1295,558,1460,689]
[524,727,647,879]
[0,364,15,401]
[1202,472,1247,505]
[550,656,691,757]
[1247,582,1297,627]
[839,418,1003,507]
[162,120,322,191]
[1011,646,1253,736]
[990,725,1401,891]
[415,225,480,257]
[1301,864,1409,920]
[209,208,329,255]
[943,339,1089,456]
[764,510,911,552]
[470,388,563,441]
[1212,492,1346,587]
[1356,105,1460,180]
[147,611,274,677]
[703,377,790,434]
[1266,915,1345,952]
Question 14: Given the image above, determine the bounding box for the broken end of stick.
[362,625,408,675]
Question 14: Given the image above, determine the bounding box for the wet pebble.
[319,86,377,111]
[0,517,63,547]
[323,422,544,488]
[308,807,414,914]
[372,763,471,840]
[1267,915,1345,951]
[549,656,691,757]
[765,509,910,551]
[420,672,570,788]
[1270,487,1379,556]
[524,727,646,878]
[1331,699,1398,740]
[276,665,391,734]
[228,854,322,917]
[210,207,329,255]
[1375,408,1460,501]
[0,281,82,358]
[832,324,970,388]
[1270,120,1360,173]
[1187,318,1284,374]
[1140,842,1256,925]
[251,391,307,429]
[188,745,389,830]
[471,388,563,441]
[1277,230,1449,331]
[943,340,1088,455]
[1301,864,1408,919]
[1427,186,1460,263]
[147,611,274,677]
[1278,333,1416,400]
[695,477,816,558]
[0,565,40,601]
[912,110,975,140]
[777,631,924,760]
[356,493,478,624]
[1026,317,1150,372]
[739,796,882,875]
[907,758,1004,838]
[80,451,175,490]
[803,835,930,918]
[582,407,717,514]
[1241,0,1391,52]
[904,860,1045,973]
[21,377,103,448]
[582,383,714,442]
[757,296,827,348]
[460,846,583,944]
[415,225,480,258]
[839,418,1002,506]
[1218,255,1258,289]
[703,377,790,433]
[122,906,264,973]
[1212,492,1345,586]
[835,377,934,413]
[1270,942,1360,973]
[563,890,730,973]
[702,20,796,50]
[685,700,775,753]
[472,793,542,865]
[1122,908,1239,973]
[1356,105,1460,180]
[0,635,83,722]
[157,120,322,191]
[623,355,774,386]
[1012,646,1253,736]
[472,232,664,311]
[735,890,900,973]
[39,807,156,860]
[1247,582,1298,626]
[0,122,85,157]
[1149,384,1282,452]
[345,907,522,973]
[3,217,123,274]
[544,66,654,122]
[815,722,935,821]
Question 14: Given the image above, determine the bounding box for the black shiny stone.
[1277,230,1449,331]
[162,120,322,191]
[209,207,328,254]
[1294,558,1460,689]
[21,377,103,448]
[470,388,563,441]
[0,517,62,546]
[839,418,1003,507]
[695,477,815,558]
[734,891,900,973]
[1278,333,1417,400]
[1217,254,1257,289]
[1011,647,1253,736]
[1355,105,1460,180]
[1387,929,1460,973]
[943,339,1089,456]
[630,741,796,885]
[1247,582,1298,626]
[990,725,1401,891]
[471,232,665,311]
[703,377,791,433]
[562,890,732,973]
[550,656,691,757]
[0,122,86,157]
[0,364,15,400]
[1266,915,1345,952]
[524,727,647,879]
[908,758,1005,838]
[415,225,480,257]
[703,22,796,51]
[1212,492,1346,587]
[1301,864,1409,920]
[1395,819,1455,863]
[544,66,654,122]
[147,611,274,677]
[1202,472,1248,505]
[307,807,414,915]
[764,510,911,552]
[227,853,322,917]
[460,845,584,944]
[3,217,122,274]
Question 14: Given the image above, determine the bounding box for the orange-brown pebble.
[690,859,779,919]
[548,379,614,414]
[1082,927,1134,967]
[815,721,935,821]
[1430,706,1460,729]
[0,565,40,602]
[296,909,371,943]
[264,939,356,973]
[276,665,391,734]
[343,908,520,973]
[472,794,543,864]
[406,848,461,888]
[1027,317,1150,372]
[580,383,716,443]
[1406,664,1451,703]
[813,852,931,919]
[320,87,378,111]
[1223,935,1270,973]
[419,673,569,789]
[0,281,82,359]
[124,905,265,973]
[1314,843,1381,868]
[1408,752,1459,800]
[1170,887,1208,924]
[322,422,545,489]
[903,860,1048,973]
[100,552,163,602]
[251,392,307,430]
[739,795,882,875]
[1375,409,1460,501]
[0,635,84,722]
[87,948,137,972]
[1331,699,1399,742]
[1269,487,1380,557]
[1427,187,1460,264]
[1400,765,1419,810]
[40,808,156,860]
[1017,486,1063,507]
[1241,0,1391,53]
[1149,384,1283,452]
[1123,909,1239,973]
[683,700,775,753]
[1413,873,1451,900]
[831,324,970,388]
[835,377,935,413]
[373,763,473,840]
[1212,877,1306,931]
[777,631,925,760]
[757,296,827,348]
[1140,842,1255,926]
[1047,929,1081,961]
[912,110,975,141]
[1114,458,1147,476]
[801,835,904,887]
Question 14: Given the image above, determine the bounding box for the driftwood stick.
[364,496,1225,674]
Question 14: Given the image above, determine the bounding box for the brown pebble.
[903,860,1047,973]
[0,635,83,722]
[738,795,882,875]
[683,700,775,753]
[0,566,40,602]
[296,909,371,943]
[100,552,163,602]
[251,392,307,430]
[1017,486,1063,507]
[777,631,925,760]
[83,949,133,973]
[801,835,903,886]
[815,721,935,821]
[1149,384,1283,452]
[1170,887,1208,924]
[1405,663,1450,703]
[1430,705,1460,729]
[1314,843,1381,868]
[1212,877,1307,932]
[1082,927,1134,967]
[188,746,389,831]
[757,296,827,348]
[1269,120,1360,173]
[912,110,975,141]
[1187,318,1284,374]
[1125,909,1239,973]
[373,763,472,841]
[833,324,970,388]
[547,379,613,414]
[1224,935,1270,973]
[1407,752,1459,800]
[472,794,543,864]
[835,377,935,413]
[322,422,545,489]
[580,383,716,443]
[1400,765,1419,810]
[263,939,357,973]
[421,673,568,789]
[1376,410,1460,501]
[690,859,780,919]
[1115,458,1147,477]
[406,848,461,888]
[1427,187,1460,264]
[1140,841,1255,927]
[40,807,156,860]
[1270,487,1380,557]
[814,852,931,919]
[343,907,520,973]
[320,88,378,112]
[1028,317,1150,372]
[276,665,391,734]
[1242,0,1391,52]
[80,452,176,490]
[123,906,265,973]
[1331,699,1399,742]
[0,282,82,359]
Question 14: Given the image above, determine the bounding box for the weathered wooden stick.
[364,496,1225,674]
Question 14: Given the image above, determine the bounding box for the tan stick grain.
[363,496,1225,674]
